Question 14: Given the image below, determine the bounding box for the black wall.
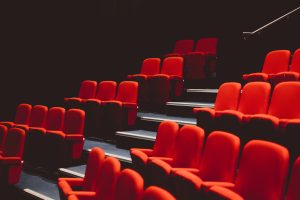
[1,1,299,120]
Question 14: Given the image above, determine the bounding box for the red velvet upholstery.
[130,121,179,177]
[58,148,105,198]
[208,140,289,200]
[173,131,240,200]
[164,40,194,57]
[142,186,176,200]
[0,104,32,128]
[149,57,184,106]
[183,52,207,85]
[194,82,241,132]
[114,169,144,200]
[0,125,8,152]
[0,128,25,184]
[214,82,271,134]
[95,81,117,101]
[243,50,291,82]
[147,125,205,189]
[286,157,300,200]
[195,38,218,55]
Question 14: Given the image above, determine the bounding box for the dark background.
[1,1,300,120]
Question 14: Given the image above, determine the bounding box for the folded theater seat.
[130,121,179,179]
[214,82,271,138]
[81,81,117,137]
[149,57,184,107]
[147,125,205,189]
[172,131,240,200]
[14,105,48,131]
[243,50,291,82]
[0,128,25,184]
[193,82,241,133]
[24,107,65,165]
[44,109,85,168]
[270,48,300,85]
[128,58,161,107]
[64,80,98,109]
[0,103,32,128]
[207,140,289,200]
[285,157,300,200]
[163,39,194,58]
[99,81,138,140]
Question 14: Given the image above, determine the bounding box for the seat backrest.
[96,81,117,101]
[290,48,300,73]
[0,125,8,151]
[195,38,218,55]
[45,107,65,131]
[198,131,240,182]
[235,140,289,200]
[152,121,179,157]
[3,128,26,157]
[63,109,85,135]
[114,169,144,200]
[172,125,205,168]
[140,58,161,75]
[183,53,206,80]
[214,82,241,111]
[286,157,300,200]
[237,82,271,115]
[82,147,106,191]
[142,186,176,200]
[14,104,32,125]
[268,82,300,119]
[115,81,138,104]
[29,105,48,127]
[173,40,194,54]
[95,157,121,200]
[261,50,291,74]
[161,57,184,77]
[78,80,98,99]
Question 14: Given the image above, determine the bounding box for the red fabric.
[214,82,241,111]
[262,50,291,74]
[290,48,300,73]
[63,109,85,135]
[65,134,83,141]
[195,38,218,55]
[65,97,83,102]
[0,125,8,151]
[14,104,32,125]
[0,156,22,165]
[95,81,117,101]
[139,58,161,75]
[28,105,48,128]
[77,80,97,99]
[115,81,138,104]
[142,186,176,200]
[242,73,268,82]
[286,157,300,200]
[161,57,183,77]
[172,40,194,54]
[46,107,65,130]
[3,128,25,157]
[209,186,244,200]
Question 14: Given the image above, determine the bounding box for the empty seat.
[195,38,218,56]
[130,121,179,177]
[271,48,300,84]
[214,82,271,136]
[286,157,300,200]
[149,57,184,107]
[208,140,289,200]
[114,169,144,200]
[24,107,65,164]
[173,131,240,200]
[243,50,291,82]
[0,128,25,184]
[193,82,241,133]
[147,125,205,189]
[128,58,161,107]
[0,104,32,128]
[58,148,105,199]
[82,81,117,137]
[164,39,194,57]
[0,125,8,153]
[142,186,176,200]
[99,81,138,140]
[44,109,85,168]
[183,52,207,86]
[65,80,98,109]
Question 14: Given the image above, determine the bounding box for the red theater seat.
[149,57,184,106]
[0,104,32,128]
[0,125,8,153]
[193,82,241,133]
[208,140,289,200]
[271,48,300,84]
[58,148,105,199]
[243,50,291,82]
[142,186,176,200]
[173,131,240,200]
[195,38,218,56]
[130,121,179,178]
[286,157,300,200]
[128,58,161,107]
[164,39,194,57]
[65,80,98,108]
[214,82,271,136]
[147,125,205,189]
[0,128,25,184]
